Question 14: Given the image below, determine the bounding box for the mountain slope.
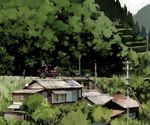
[133,4,150,35]
[118,0,150,15]
[95,0,134,27]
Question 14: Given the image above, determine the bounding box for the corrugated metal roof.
[111,109,125,117]
[82,91,101,97]
[13,89,43,94]
[52,90,67,94]
[8,103,22,109]
[35,79,83,89]
[112,94,140,108]
[83,90,113,105]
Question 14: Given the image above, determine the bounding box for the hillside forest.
[0,0,150,125]
[0,0,132,76]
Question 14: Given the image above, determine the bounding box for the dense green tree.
[21,94,47,114]
[0,117,7,125]
[111,119,149,125]
[0,0,124,76]
[96,0,134,27]
[97,76,126,94]
[140,26,147,36]
[32,102,60,125]
[61,109,90,125]
[97,75,150,102]
[129,76,150,102]
[134,22,141,35]
[92,107,111,124]
[139,101,150,123]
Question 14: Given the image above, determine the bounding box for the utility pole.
[124,60,131,124]
[94,60,97,85]
[126,60,130,80]
[79,57,81,77]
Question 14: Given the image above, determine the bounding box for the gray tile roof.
[83,90,113,105]
[35,79,83,89]
[13,89,43,94]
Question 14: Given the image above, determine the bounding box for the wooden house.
[104,94,140,118]
[75,78,140,119]
[4,79,83,120]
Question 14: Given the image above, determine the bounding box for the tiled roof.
[35,79,83,89]
[8,103,22,109]
[13,89,43,94]
[111,109,125,117]
[83,90,113,105]
[112,94,140,108]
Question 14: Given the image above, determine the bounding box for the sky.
[119,0,150,15]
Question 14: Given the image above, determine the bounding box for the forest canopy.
[0,0,125,76]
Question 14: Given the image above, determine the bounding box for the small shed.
[104,94,140,118]
[83,90,113,106]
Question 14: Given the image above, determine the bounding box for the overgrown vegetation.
[0,76,32,114]
[2,94,111,125]
[0,0,127,76]
[0,0,150,124]
[97,75,150,103]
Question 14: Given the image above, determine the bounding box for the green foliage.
[96,0,134,27]
[32,102,60,124]
[97,76,126,94]
[0,46,14,75]
[21,120,31,125]
[20,95,113,125]
[111,119,149,125]
[131,52,150,76]
[139,101,150,123]
[21,94,47,114]
[7,119,31,125]
[0,76,31,114]
[92,107,111,124]
[7,119,22,125]
[128,50,139,66]
[0,117,7,125]
[97,75,150,103]
[130,76,150,102]
[61,109,89,125]
[0,0,123,76]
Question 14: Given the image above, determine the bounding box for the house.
[104,94,140,118]
[4,78,83,120]
[75,78,140,119]
[83,91,113,106]
[4,77,140,120]
[75,77,113,106]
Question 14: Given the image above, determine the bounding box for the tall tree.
[140,26,147,36]
[0,0,124,76]
[96,0,134,27]
[134,22,141,35]
[61,109,89,125]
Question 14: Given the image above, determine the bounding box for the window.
[20,95,24,101]
[13,95,20,102]
[72,90,78,101]
[66,90,79,102]
[13,95,24,102]
[129,112,136,118]
[52,90,80,103]
[79,89,82,98]
[52,91,66,103]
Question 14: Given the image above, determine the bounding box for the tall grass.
[0,76,34,114]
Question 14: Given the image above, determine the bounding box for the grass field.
[0,76,35,114]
